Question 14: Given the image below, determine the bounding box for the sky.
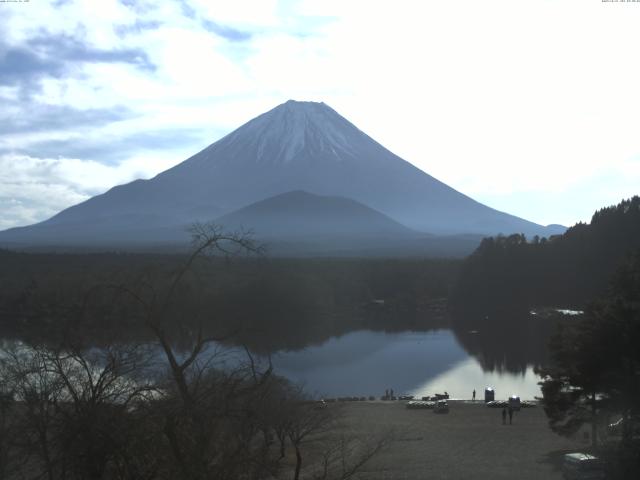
[1,0,639,230]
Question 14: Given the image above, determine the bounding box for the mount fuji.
[0,100,563,254]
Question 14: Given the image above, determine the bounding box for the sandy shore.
[333,400,586,480]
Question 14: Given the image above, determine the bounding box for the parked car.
[562,453,605,480]
[406,400,435,409]
[434,400,449,414]
[508,395,521,411]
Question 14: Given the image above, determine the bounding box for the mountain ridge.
[0,99,565,252]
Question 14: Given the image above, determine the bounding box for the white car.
[562,453,605,480]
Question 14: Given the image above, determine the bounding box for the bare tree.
[0,223,390,480]
[1,344,66,480]
[278,395,393,480]
[96,223,280,479]
[311,431,393,480]
[0,340,159,480]
[289,403,334,480]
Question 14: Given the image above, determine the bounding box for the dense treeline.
[0,249,460,352]
[451,196,640,319]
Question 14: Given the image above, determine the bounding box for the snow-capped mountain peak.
[198,100,365,166]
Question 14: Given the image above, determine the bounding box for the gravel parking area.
[335,401,586,480]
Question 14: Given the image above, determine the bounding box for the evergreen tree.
[452,196,640,315]
[537,250,640,467]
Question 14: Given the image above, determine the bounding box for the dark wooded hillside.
[451,196,640,318]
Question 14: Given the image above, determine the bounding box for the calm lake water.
[0,326,546,401]
[271,330,542,400]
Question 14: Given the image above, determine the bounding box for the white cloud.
[189,0,280,27]
[4,0,135,47]
[1,0,639,229]
[0,153,182,229]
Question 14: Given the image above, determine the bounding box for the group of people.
[502,407,514,424]
[384,388,394,398]
[470,389,516,424]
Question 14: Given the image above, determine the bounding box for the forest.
[0,243,459,352]
[451,196,640,319]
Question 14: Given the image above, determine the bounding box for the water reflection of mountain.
[272,330,470,397]
[269,311,555,397]
[208,307,553,380]
[251,307,554,378]
[273,314,551,378]
[231,298,450,354]
[1,307,553,377]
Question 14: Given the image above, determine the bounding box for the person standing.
[508,406,514,425]
[501,407,507,425]
[472,389,476,401]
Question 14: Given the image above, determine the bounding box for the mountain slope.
[215,190,485,257]
[0,100,563,250]
[216,190,419,238]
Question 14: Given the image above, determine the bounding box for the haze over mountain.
[213,190,472,257]
[0,100,563,253]
[217,190,418,239]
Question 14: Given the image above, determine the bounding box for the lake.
[0,314,551,402]
[271,329,542,400]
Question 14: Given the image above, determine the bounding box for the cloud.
[0,33,155,86]
[29,33,154,70]
[1,0,639,230]
[0,155,91,229]
[0,152,182,229]
[3,128,206,164]
[201,20,253,42]
[114,19,162,37]
[188,0,280,28]
[0,46,64,86]
[0,103,132,135]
